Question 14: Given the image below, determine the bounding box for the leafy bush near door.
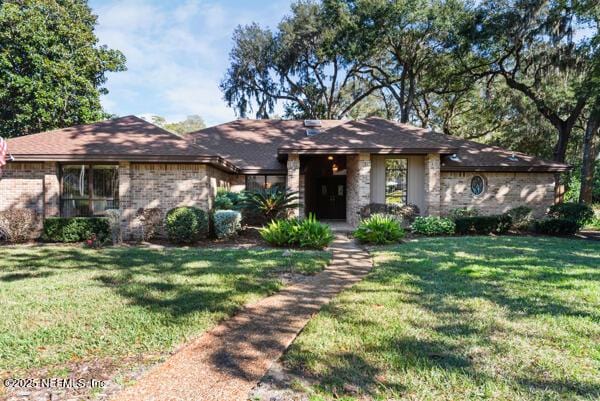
[243,188,299,221]
[454,215,512,235]
[354,214,405,244]
[359,203,420,225]
[213,210,242,239]
[411,216,455,236]
[260,214,333,249]
[165,206,209,243]
[0,209,39,243]
[43,217,110,243]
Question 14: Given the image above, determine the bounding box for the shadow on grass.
[282,236,600,399]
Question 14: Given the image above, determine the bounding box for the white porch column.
[286,153,301,218]
[424,153,441,215]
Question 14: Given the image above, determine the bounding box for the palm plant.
[243,188,300,221]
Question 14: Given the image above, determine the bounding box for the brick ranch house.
[0,115,569,239]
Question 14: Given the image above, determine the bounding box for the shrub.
[105,209,122,244]
[411,216,455,236]
[454,215,512,235]
[505,206,533,231]
[260,214,333,249]
[354,214,405,244]
[213,210,242,239]
[243,188,299,221]
[533,218,579,236]
[43,217,110,243]
[165,207,209,243]
[548,202,594,228]
[0,209,38,243]
[587,205,600,229]
[259,219,296,246]
[448,207,480,219]
[292,214,334,249]
[214,189,234,210]
[359,203,420,222]
[216,188,247,210]
[136,208,162,240]
[359,203,388,219]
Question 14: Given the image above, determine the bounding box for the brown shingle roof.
[6,116,569,173]
[279,117,568,172]
[187,119,345,173]
[7,116,238,172]
[279,118,458,154]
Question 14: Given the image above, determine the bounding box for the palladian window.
[385,158,408,205]
[61,164,119,217]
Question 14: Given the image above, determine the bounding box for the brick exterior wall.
[120,163,227,240]
[440,172,555,217]
[0,162,59,238]
[424,154,441,216]
[346,153,371,226]
[206,166,231,210]
[286,154,301,218]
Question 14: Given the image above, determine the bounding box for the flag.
[0,137,8,169]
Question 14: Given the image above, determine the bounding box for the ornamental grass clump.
[260,214,333,249]
[354,214,405,244]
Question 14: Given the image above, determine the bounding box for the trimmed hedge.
[548,202,593,228]
[213,210,242,239]
[43,217,110,243]
[165,207,209,243]
[533,218,579,236]
[454,215,512,235]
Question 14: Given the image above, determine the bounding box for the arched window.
[471,175,485,196]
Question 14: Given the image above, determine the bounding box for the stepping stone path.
[112,234,372,401]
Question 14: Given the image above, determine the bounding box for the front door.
[315,176,346,220]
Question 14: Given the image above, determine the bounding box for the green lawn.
[284,236,600,401]
[0,246,330,375]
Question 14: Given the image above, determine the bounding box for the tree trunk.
[579,106,600,203]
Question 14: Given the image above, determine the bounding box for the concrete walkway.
[112,235,373,401]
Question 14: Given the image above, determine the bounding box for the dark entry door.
[315,176,346,220]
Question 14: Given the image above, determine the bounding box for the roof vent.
[304,119,321,127]
[306,128,321,137]
[508,153,519,161]
[449,153,461,162]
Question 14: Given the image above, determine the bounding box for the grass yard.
[0,246,330,377]
[284,236,600,401]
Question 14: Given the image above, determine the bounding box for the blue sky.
[89,0,293,126]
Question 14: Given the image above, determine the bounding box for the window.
[245,175,286,192]
[470,175,485,196]
[385,158,408,205]
[61,164,119,217]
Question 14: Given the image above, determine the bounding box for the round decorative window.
[470,175,485,196]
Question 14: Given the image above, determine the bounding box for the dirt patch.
[249,360,313,401]
[1,355,162,401]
